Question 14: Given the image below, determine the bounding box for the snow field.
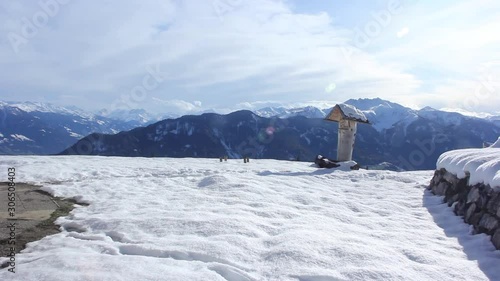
[0,156,499,280]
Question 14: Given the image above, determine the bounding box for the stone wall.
[428,168,500,250]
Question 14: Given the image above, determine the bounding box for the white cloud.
[0,0,498,115]
[397,27,409,38]
[151,98,202,113]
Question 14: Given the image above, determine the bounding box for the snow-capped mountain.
[343,98,419,132]
[4,98,499,170]
[439,108,497,119]
[255,98,421,132]
[417,106,469,127]
[97,108,178,126]
[255,106,327,119]
[256,98,499,134]
[0,102,141,154]
[60,105,499,170]
[2,101,92,118]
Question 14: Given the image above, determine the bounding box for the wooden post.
[337,119,357,161]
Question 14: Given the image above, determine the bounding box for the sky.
[0,0,499,116]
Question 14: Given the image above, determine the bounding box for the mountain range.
[0,101,136,154]
[1,99,498,170]
[56,98,499,170]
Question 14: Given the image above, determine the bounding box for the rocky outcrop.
[428,169,500,250]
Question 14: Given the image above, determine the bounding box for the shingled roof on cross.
[324,104,370,124]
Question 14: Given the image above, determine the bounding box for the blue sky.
[0,0,499,115]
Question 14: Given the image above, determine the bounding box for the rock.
[430,171,441,187]
[447,193,460,207]
[470,212,484,228]
[434,182,448,196]
[484,185,492,196]
[443,172,459,185]
[431,168,500,250]
[467,186,480,204]
[457,178,468,192]
[478,214,499,235]
[464,203,476,223]
[444,179,467,206]
[454,201,466,216]
[350,163,361,170]
[477,193,489,210]
[486,191,500,214]
[492,229,500,250]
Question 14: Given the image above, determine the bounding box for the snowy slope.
[1,157,499,280]
[440,108,495,119]
[487,115,500,128]
[418,107,466,127]
[344,98,418,132]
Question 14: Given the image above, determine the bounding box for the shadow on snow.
[423,189,500,281]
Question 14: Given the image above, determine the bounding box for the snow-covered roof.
[437,139,500,188]
[325,103,369,123]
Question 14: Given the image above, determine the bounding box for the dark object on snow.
[315,155,340,169]
[350,163,361,170]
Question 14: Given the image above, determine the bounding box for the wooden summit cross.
[324,104,370,162]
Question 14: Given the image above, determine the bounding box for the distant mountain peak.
[2,101,90,117]
[420,106,437,111]
[255,106,326,119]
[344,98,408,111]
[96,108,176,124]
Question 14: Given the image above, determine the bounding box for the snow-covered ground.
[1,156,499,281]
